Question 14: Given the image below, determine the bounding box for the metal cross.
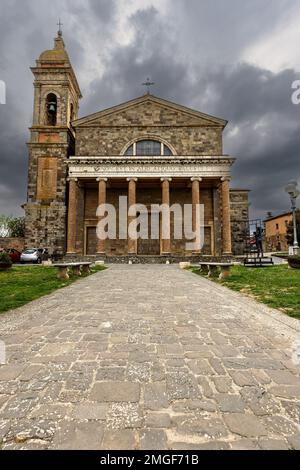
[142,78,155,94]
[57,19,63,36]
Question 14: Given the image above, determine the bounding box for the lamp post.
[285,181,300,254]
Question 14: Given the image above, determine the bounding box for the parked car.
[6,248,21,263]
[20,248,48,264]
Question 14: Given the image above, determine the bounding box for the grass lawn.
[0,264,106,314]
[190,264,300,319]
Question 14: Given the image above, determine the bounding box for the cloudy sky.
[0,0,300,219]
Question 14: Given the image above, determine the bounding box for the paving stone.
[30,404,71,420]
[144,383,169,410]
[259,438,289,450]
[280,401,300,423]
[262,415,299,436]
[52,421,104,450]
[0,365,24,381]
[72,403,109,420]
[269,386,300,399]
[139,429,167,450]
[102,430,137,450]
[224,413,267,437]
[230,370,258,387]
[267,370,300,386]
[90,382,140,402]
[215,394,246,413]
[241,386,281,416]
[40,343,75,356]
[187,359,215,375]
[287,434,300,450]
[230,439,259,450]
[173,415,229,439]
[171,441,230,450]
[213,377,234,393]
[19,365,44,382]
[145,413,171,428]
[96,367,126,381]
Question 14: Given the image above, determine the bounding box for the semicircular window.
[124,140,173,156]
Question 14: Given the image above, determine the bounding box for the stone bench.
[199,262,234,280]
[53,262,93,280]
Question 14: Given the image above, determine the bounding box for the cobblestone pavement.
[0,265,300,450]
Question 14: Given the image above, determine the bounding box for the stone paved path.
[0,265,300,450]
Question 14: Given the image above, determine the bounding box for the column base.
[222,251,232,256]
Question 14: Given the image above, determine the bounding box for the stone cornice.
[67,156,235,179]
[67,156,235,166]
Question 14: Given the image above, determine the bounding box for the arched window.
[124,139,173,156]
[46,93,57,126]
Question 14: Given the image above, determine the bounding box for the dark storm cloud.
[0,0,299,220]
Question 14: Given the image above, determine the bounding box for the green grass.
[0,265,106,314]
[190,264,300,319]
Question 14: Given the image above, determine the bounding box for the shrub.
[288,255,300,269]
[0,252,12,267]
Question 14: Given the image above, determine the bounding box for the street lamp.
[285,181,300,253]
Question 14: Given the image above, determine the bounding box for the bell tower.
[25,29,82,254]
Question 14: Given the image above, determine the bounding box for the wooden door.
[137,212,160,255]
[86,227,97,255]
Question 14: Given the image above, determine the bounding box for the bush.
[0,252,12,268]
[288,255,300,269]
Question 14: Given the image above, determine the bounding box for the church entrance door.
[137,211,160,255]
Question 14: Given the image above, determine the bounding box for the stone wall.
[230,190,250,255]
[0,237,25,252]
[75,101,223,156]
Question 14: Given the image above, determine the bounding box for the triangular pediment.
[73,95,227,128]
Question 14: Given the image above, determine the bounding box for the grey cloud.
[0,0,299,221]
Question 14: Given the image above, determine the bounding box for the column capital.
[96,177,108,182]
[67,177,78,183]
[126,177,138,182]
[191,177,203,182]
[221,176,231,182]
[160,177,172,182]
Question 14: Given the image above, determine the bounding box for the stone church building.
[24,31,249,260]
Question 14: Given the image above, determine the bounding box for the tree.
[286,210,300,246]
[0,215,25,238]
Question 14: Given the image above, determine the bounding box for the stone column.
[127,178,138,254]
[191,177,202,254]
[161,177,172,254]
[96,178,108,254]
[67,178,78,254]
[221,177,232,254]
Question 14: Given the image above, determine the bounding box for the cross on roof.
[57,19,63,36]
[142,78,155,94]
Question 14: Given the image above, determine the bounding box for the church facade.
[24,31,249,259]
